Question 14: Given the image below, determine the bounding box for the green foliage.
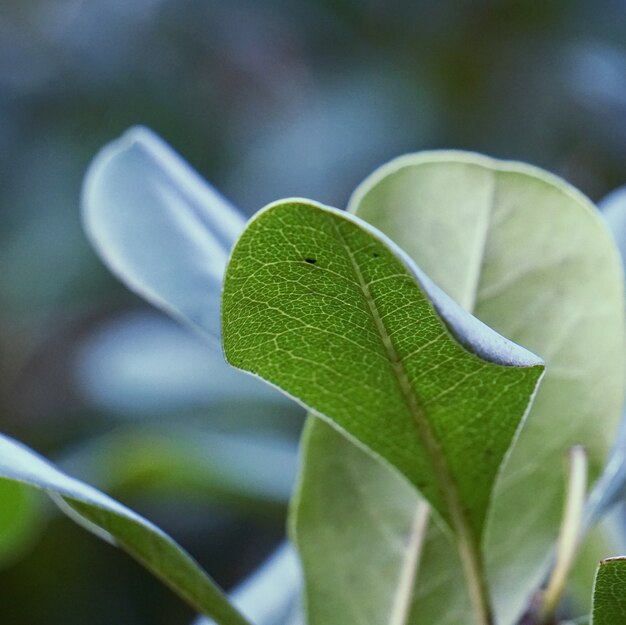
[222,198,547,623]
[4,146,626,625]
[0,433,250,625]
[291,418,461,624]
[592,558,626,624]
[222,199,543,537]
[270,154,625,625]
[348,153,626,622]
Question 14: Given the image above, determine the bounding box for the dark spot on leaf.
[372,252,379,258]
[304,258,317,264]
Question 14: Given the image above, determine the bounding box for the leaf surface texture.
[222,200,543,547]
[293,153,626,625]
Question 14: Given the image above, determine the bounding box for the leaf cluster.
[4,133,626,625]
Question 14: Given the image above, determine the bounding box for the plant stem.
[337,222,495,624]
[538,446,588,624]
[458,528,494,625]
[389,503,430,625]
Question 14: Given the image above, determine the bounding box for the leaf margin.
[0,432,251,625]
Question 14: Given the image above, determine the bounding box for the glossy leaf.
[222,199,543,550]
[0,433,250,625]
[592,557,626,624]
[294,152,626,625]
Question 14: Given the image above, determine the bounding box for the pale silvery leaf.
[82,126,245,342]
[194,543,301,625]
[601,184,626,268]
[81,128,300,621]
[292,153,625,625]
[0,433,250,625]
[73,311,290,416]
[583,185,626,523]
[360,155,624,622]
[585,416,626,526]
[81,128,293,420]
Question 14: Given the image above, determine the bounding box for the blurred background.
[1,1,626,623]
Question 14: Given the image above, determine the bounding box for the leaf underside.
[222,199,543,546]
[292,153,626,625]
[292,417,470,625]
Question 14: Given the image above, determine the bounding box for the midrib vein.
[465,171,497,314]
[332,218,492,625]
[332,220,469,544]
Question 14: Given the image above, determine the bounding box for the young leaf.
[0,433,250,625]
[592,557,626,624]
[222,199,544,621]
[293,152,625,625]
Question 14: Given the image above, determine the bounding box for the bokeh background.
[1,1,626,623]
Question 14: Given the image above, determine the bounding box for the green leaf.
[0,433,250,625]
[293,152,626,625]
[291,417,469,624]
[222,198,544,620]
[592,558,626,624]
[222,198,543,542]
